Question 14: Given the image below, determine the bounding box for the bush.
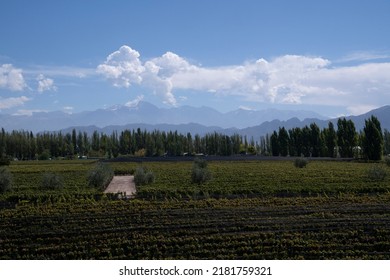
[87,163,114,190]
[367,165,387,181]
[194,158,208,169]
[134,166,155,186]
[38,150,51,160]
[191,158,212,184]
[294,158,308,168]
[41,172,64,190]
[0,167,12,193]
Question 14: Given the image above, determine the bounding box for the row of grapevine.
[1,195,390,259]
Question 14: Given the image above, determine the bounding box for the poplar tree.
[362,115,383,160]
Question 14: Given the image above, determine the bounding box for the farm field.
[1,159,390,259]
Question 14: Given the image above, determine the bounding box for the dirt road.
[104,176,136,198]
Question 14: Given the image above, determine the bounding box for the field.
[1,159,390,259]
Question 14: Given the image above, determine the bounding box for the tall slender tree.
[384,129,390,156]
[323,122,337,157]
[270,131,279,156]
[337,118,357,158]
[362,115,383,160]
[278,127,289,156]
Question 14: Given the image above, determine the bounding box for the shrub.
[38,150,51,161]
[294,158,308,168]
[0,167,12,193]
[134,149,146,157]
[194,157,208,169]
[191,158,212,184]
[134,166,155,186]
[87,163,114,190]
[367,165,387,181]
[41,172,64,190]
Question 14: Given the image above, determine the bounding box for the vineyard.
[1,159,390,259]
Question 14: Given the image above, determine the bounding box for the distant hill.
[0,101,326,132]
[239,105,390,139]
[1,102,389,139]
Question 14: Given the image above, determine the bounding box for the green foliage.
[323,122,337,157]
[270,131,279,156]
[0,167,12,193]
[134,166,155,186]
[294,158,308,168]
[194,157,208,168]
[38,150,51,160]
[337,118,357,158]
[2,196,390,259]
[87,163,114,190]
[278,127,289,156]
[191,158,212,184]
[362,115,383,160]
[41,172,64,190]
[384,129,390,156]
[3,159,390,260]
[247,145,257,155]
[310,123,322,157]
[367,165,387,181]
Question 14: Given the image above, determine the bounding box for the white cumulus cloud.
[37,74,57,92]
[97,45,390,114]
[97,45,144,88]
[0,64,26,91]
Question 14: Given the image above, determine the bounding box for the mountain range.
[1,101,389,139]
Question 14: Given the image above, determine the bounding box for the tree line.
[269,116,389,160]
[0,127,243,160]
[0,115,389,161]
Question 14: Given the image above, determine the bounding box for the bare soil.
[104,176,136,198]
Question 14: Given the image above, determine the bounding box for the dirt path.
[104,176,136,198]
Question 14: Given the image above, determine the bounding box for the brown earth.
[104,176,136,198]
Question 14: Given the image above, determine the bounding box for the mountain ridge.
[54,105,390,140]
[1,102,389,139]
[0,101,327,132]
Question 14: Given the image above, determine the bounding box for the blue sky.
[1,0,390,118]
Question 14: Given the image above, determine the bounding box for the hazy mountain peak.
[1,101,389,136]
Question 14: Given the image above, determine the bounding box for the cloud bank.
[97,45,390,113]
[0,96,30,109]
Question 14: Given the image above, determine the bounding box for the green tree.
[270,131,279,156]
[323,122,337,157]
[384,129,390,156]
[337,118,357,158]
[310,123,321,157]
[278,127,289,156]
[288,127,302,157]
[362,115,383,160]
[301,126,312,157]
